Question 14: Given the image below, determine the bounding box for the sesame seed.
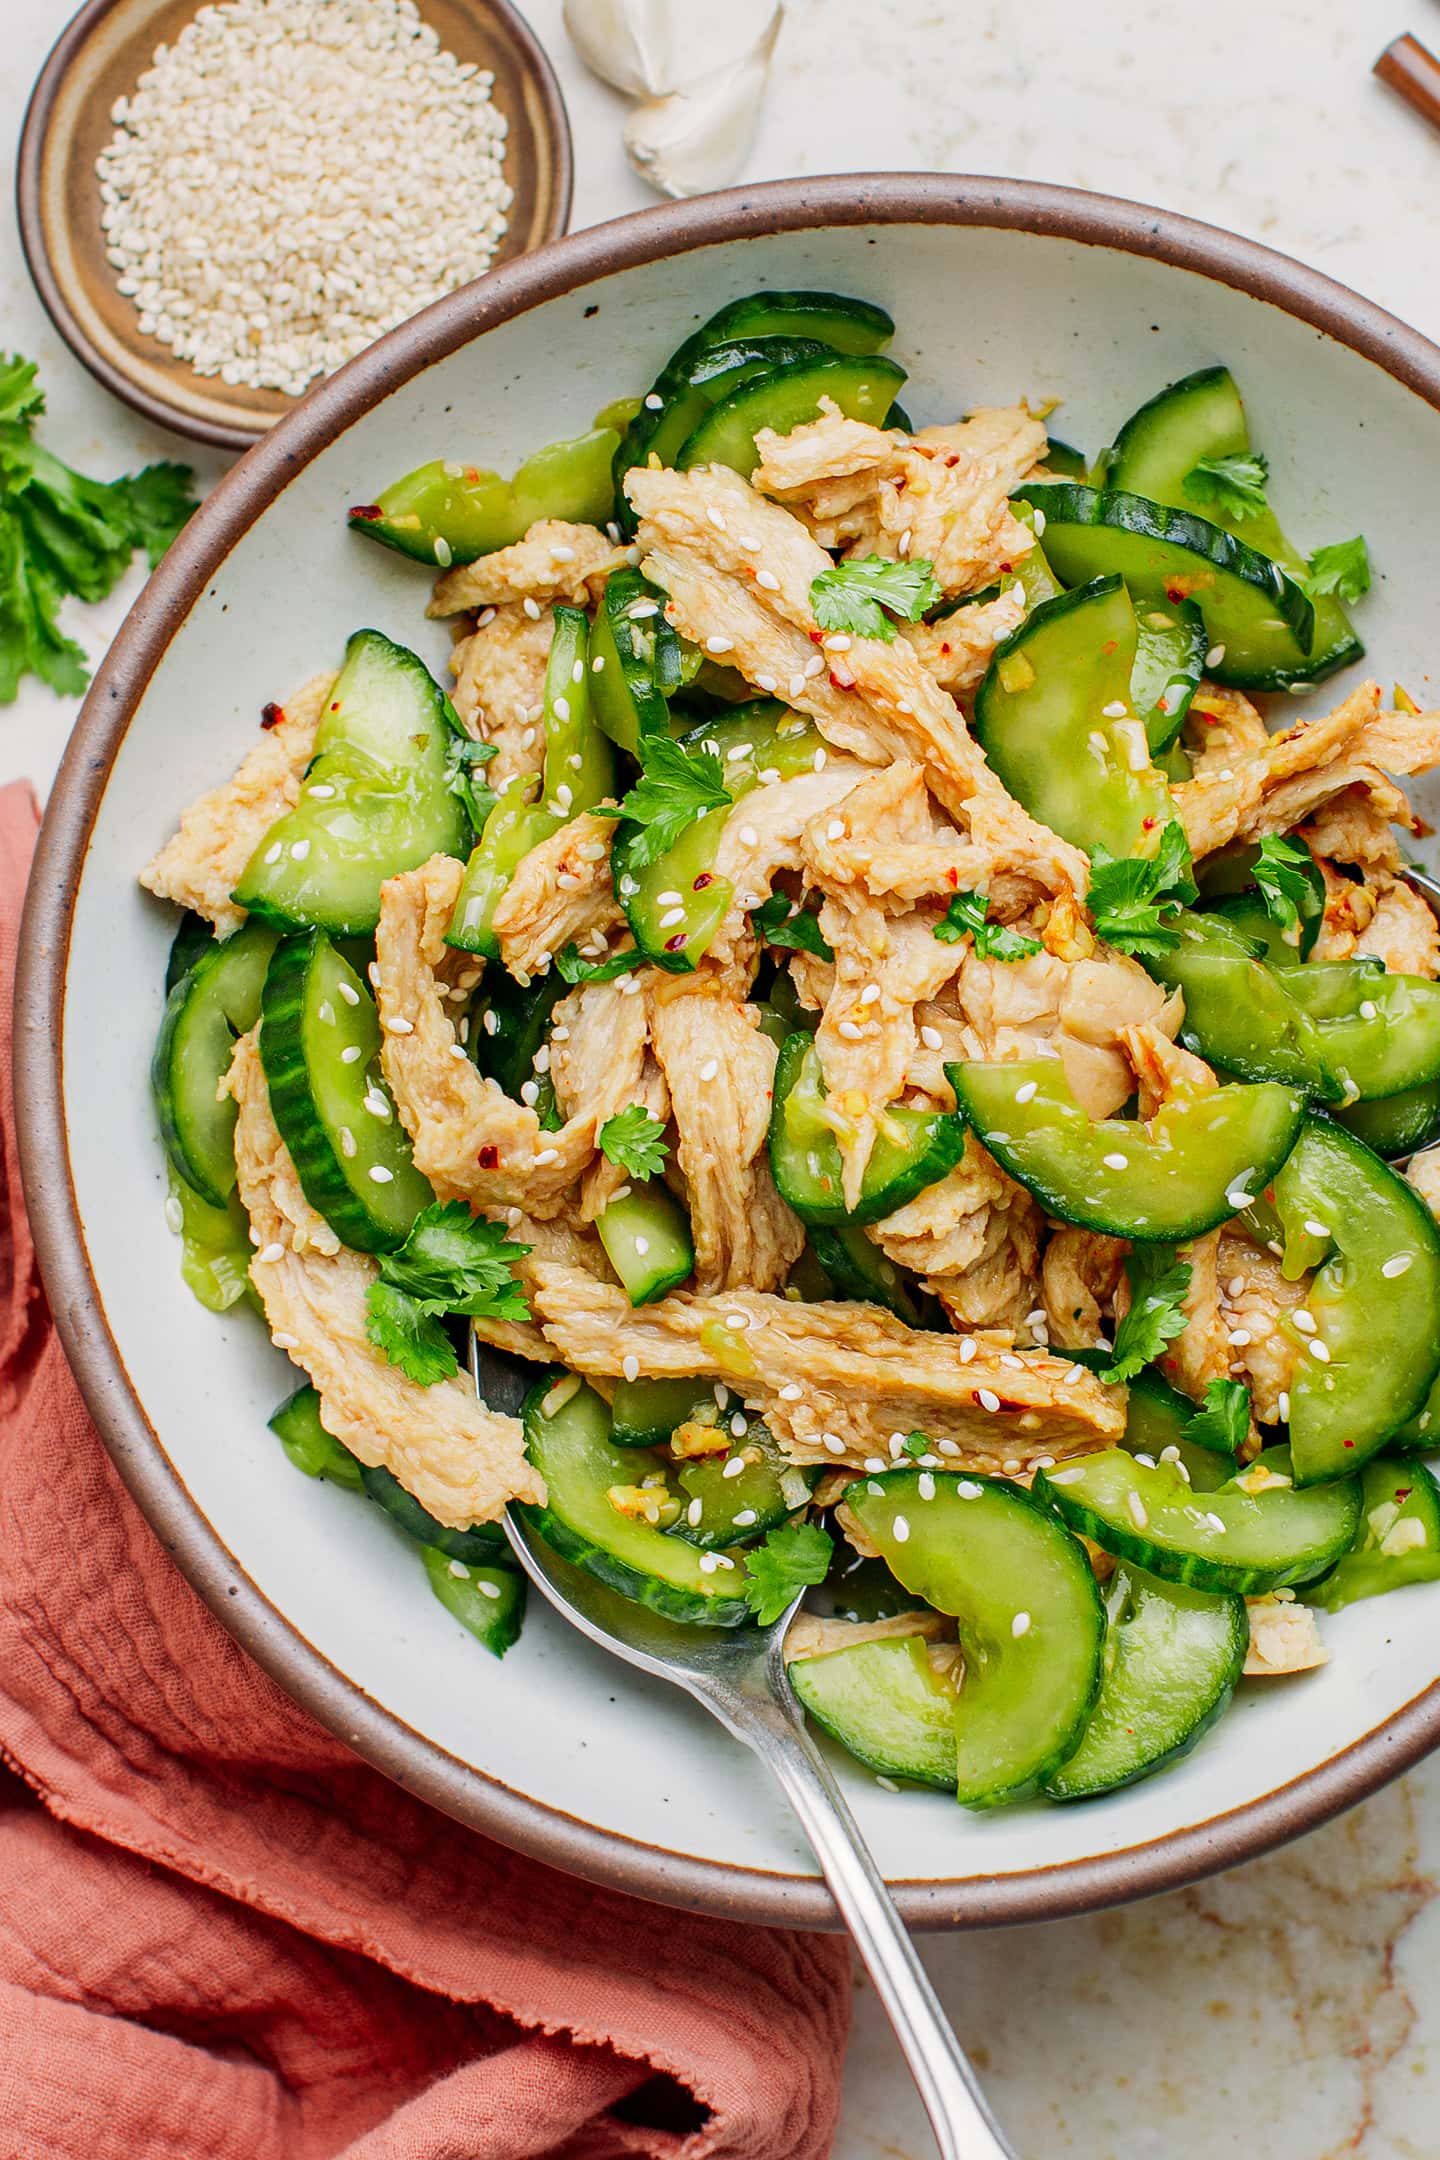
[1048,1467,1084,1485]
[523,597,542,620]
[534,1147,560,1166]
[822,1433,846,1455]
[755,568,780,591]
[1102,700,1128,719]
[978,1388,1001,1412]
[658,907,687,930]
[734,1509,758,1527]
[864,1458,888,1473]
[337,980,360,1006]
[1205,1512,1227,1534]
[738,824,759,848]
[1359,1000,1378,1021]
[959,1338,977,1364]
[1228,1328,1252,1348]
[1308,1339,1331,1363]
[698,1553,717,1574]
[340,1045,362,1064]
[387,1016,414,1036]
[1292,1308,1316,1333]
[722,1457,746,1480]
[1303,1219,1330,1240]
[1278,1390,1291,1421]
[706,635,734,655]
[1015,1080,1037,1104]
[686,1498,703,1527]
[272,1330,299,1350]
[1206,644,1226,668]
[1011,1611,1032,1638]
[591,654,607,673]
[859,983,882,1007]
[368,1166,394,1184]
[1128,1491,1149,1528]
[755,673,778,693]
[1226,1183,1254,1210]
[837,1019,865,1041]
[699,1057,720,1082]
[257,1241,285,1264]
[920,1025,943,1052]
[633,1235,649,1254]
[780,1382,804,1402]
[1383,1255,1413,1278]
[892,1514,911,1542]
[622,1353,639,1382]
[339,1125,358,1156]
[643,392,664,409]
[363,1090,390,1119]
[520,1080,540,1106]
[1103,1152,1128,1171]
[724,1310,749,1330]
[918,1472,936,1500]
[730,1412,747,1437]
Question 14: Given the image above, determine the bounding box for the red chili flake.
[807,627,824,645]
[1102,640,1118,656]
[692,873,714,890]
[478,1145,499,1169]
[947,867,960,888]
[1396,1488,1413,1502]
[940,643,952,657]
[1142,815,1157,831]
[664,933,688,952]
[1166,586,1185,604]
[349,504,383,522]
[260,701,285,730]
[1344,1439,1355,1449]
[998,562,1012,575]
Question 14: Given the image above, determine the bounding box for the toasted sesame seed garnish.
[523,597,542,620]
[340,1045,363,1064]
[1278,1390,1291,1421]
[1015,1079,1037,1104]
[1383,1255,1414,1277]
[821,1433,846,1455]
[724,1310,749,1329]
[257,1241,285,1264]
[837,1019,865,1041]
[918,1472,936,1500]
[699,1057,720,1082]
[1127,1491,1149,1528]
[1011,1611,1032,1638]
[780,1382,804,1402]
[1102,1152,1128,1171]
[1308,1338,1331,1363]
[272,1330,299,1350]
[633,1234,649,1254]
[891,1514,911,1543]
[533,1147,561,1167]
[1303,1219,1330,1239]
[959,1338,977,1364]
[706,634,734,654]
[368,1165,394,1184]
[978,1388,1001,1412]
[722,1457,746,1480]
[621,1354,639,1383]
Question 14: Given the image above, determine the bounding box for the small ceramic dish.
[18,176,1440,1928]
[17,0,572,451]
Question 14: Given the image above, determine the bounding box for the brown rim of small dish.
[18,173,1440,1931]
[16,0,574,451]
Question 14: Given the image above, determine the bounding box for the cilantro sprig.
[1100,1248,1193,1384]
[754,891,834,961]
[617,734,732,869]
[1086,821,1197,959]
[1305,535,1370,605]
[555,943,648,985]
[809,555,941,642]
[0,354,197,702]
[599,1105,668,1181]
[1253,834,1324,948]
[446,734,498,838]
[742,1520,834,1626]
[1183,452,1270,522]
[1184,1377,1251,1459]
[934,889,1042,960]
[364,1203,531,1386]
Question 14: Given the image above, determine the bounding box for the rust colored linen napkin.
[0,782,849,2159]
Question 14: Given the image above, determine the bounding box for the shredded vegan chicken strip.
[450,604,552,787]
[1245,1594,1328,1676]
[489,811,623,979]
[871,409,1049,594]
[226,1032,541,1527]
[1042,1227,1128,1351]
[527,1261,1126,1469]
[429,520,630,616]
[140,672,334,938]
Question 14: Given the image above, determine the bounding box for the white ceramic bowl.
[20,176,1440,1927]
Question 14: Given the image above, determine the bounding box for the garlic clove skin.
[623,10,780,200]
[562,0,673,99]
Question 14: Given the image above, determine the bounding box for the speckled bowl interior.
[19,178,1440,1928]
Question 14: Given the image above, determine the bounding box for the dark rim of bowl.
[18,173,1440,1931]
[15,0,576,450]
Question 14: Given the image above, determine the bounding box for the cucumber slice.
[789,1634,957,1790]
[1124,1367,1236,1493]
[614,334,834,523]
[589,568,683,755]
[422,1544,526,1656]
[671,1423,816,1549]
[348,426,619,567]
[1014,482,1316,692]
[233,630,470,937]
[446,606,613,957]
[268,1383,365,1490]
[808,1224,923,1324]
[677,354,908,480]
[1306,1456,1440,1611]
[1336,1081,1440,1160]
[1270,1119,1440,1483]
[1148,913,1338,1101]
[1132,597,1208,752]
[949,1058,1305,1242]
[1205,884,1322,962]
[611,1375,719,1448]
[1043,1562,1247,1801]
[361,1460,506,1562]
[828,1554,928,1623]
[1043,437,1090,481]
[613,703,822,972]
[671,290,895,366]
[470,967,567,1096]
[928,501,1061,621]
[166,911,213,993]
[1108,366,1363,689]
[259,930,434,1252]
[168,1167,256,1314]
[844,1470,1104,1807]
[517,1374,751,1624]
[1285,966,1440,1101]
[153,919,279,1205]
[771,1032,969,1227]
[974,577,1172,859]
[1035,1447,1360,1593]
[596,1183,694,1305]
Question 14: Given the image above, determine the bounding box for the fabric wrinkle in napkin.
[0,782,850,2159]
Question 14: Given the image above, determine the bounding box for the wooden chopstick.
[1375,33,1440,132]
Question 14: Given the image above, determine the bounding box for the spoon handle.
[707,1681,1015,2160]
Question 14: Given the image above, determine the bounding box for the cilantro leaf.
[1306,535,1370,605]
[1184,1377,1251,1459]
[1100,1248,1193,1384]
[364,1280,459,1386]
[900,1431,931,1460]
[0,355,44,428]
[753,891,834,961]
[1253,834,1324,948]
[933,889,1042,960]
[109,461,199,567]
[810,555,942,642]
[742,1519,834,1626]
[617,734,731,869]
[599,1105,669,1181]
[446,735,499,838]
[555,943,648,985]
[1087,821,1197,959]
[377,1201,531,1323]
[1183,451,1270,522]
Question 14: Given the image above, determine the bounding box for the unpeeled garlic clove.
[562,0,673,99]
[623,10,780,199]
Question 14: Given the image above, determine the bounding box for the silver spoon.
[1400,860,1440,919]
[471,1336,1014,2160]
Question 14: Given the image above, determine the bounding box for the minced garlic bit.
[96,0,511,397]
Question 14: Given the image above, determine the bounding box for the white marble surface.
[6,2,1440,2154]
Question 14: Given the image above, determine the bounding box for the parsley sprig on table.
[809,556,941,642]
[933,889,1042,960]
[1183,451,1270,522]
[1086,821,1197,959]
[743,1520,834,1626]
[599,1105,668,1181]
[0,353,197,703]
[1100,1248,1193,1384]
[364,1203,531,1385]
[617,734,732,867]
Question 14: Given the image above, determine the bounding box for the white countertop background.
[5,2,1440,2153]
